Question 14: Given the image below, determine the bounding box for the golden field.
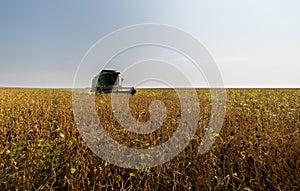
[0,88,299,190]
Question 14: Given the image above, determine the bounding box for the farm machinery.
[91,69,136,95]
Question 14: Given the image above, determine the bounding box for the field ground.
[0,88,299,190]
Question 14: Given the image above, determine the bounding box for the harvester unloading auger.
[91,69,136,95]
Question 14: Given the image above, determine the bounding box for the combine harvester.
[91,69,136,95]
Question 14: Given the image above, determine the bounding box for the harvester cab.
[91,69,136,95]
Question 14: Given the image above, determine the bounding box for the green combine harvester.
[91,69,136,95]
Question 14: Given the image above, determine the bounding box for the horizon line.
[1,85,299,89]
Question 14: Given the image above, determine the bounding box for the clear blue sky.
[0,0,299,88]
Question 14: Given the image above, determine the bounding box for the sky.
[0,0,299,88]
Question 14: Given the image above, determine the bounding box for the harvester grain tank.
[91,69,136,95]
